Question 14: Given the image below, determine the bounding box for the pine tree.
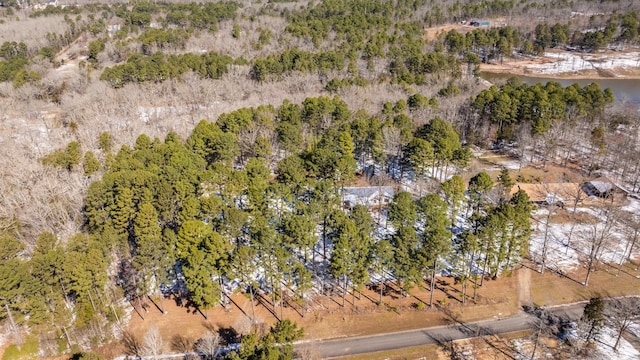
[111,186,136,235]
[281,212,317,264]
[497,168,514,202]
[230,246,258,322]
[373,239,393,304]
[417,194,451,306]
[468,172,494,213]
[330,218,359,306]
[182,248,220,319]
[388,191,417,229]
[83,151,101,176]
[0,235,26,343]
[133,203,169,301]
[581,297,605,343]
[390,225,420,295]
[441,175,466,227]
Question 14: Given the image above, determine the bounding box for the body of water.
[481,72,640,105]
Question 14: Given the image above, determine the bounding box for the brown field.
[118,256,640,359]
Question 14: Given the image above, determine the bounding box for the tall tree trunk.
[379,274,384,305]
[88,289,98,313]
[627,229,638,262]
[541,210,552,274]
[480,253,489,287]
[614,327,625,350]
[585,256,595,286]
[250,286,256,323]
[62,326,72,350]
[5,302,21,345]
[323,217,327,259]
[342,276,346,308]
[531,326,541,360]
[429,260,437,307]
[566,221,577,254]
[473,276,479,302]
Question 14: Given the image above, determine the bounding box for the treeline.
[113,1,238,31]
[251,49,347,82]
[471,79,613,141]
[440,11,640,59]
[285,0,395,46]
[443,26,520,64]
[534,12,640,52]
[0,231,117,354]
[0,41,40,87]
[100,51,233,88]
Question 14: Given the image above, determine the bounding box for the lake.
[480,72,640,105]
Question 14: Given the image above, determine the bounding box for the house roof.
[586,176,617,194]
[510,183,581,203]
[342,186,395,199]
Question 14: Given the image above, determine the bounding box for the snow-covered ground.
[528,51,640,75]
[530,197,640,274]
[510,324,640,360]
[529,199,640,274]
[594,325,640,360]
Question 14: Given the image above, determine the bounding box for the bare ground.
[116,258,640,359]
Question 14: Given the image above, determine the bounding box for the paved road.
[307,303,585,359]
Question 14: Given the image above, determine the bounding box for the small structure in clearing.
[582,176,625,199]
[470,20,490,27]
[341,186,395,209]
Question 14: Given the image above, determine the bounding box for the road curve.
[305,303,584,359]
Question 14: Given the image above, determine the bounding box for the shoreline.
[479,49,640,80]
[480,66,640,80]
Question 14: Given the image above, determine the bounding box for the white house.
[341,186,395,208]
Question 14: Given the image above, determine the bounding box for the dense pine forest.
[1,0,640,359]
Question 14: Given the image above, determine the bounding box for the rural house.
[341,186,395,209]
[582,176,623,198]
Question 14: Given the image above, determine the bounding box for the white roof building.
[341,186,395,208]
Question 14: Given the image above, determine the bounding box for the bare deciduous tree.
[606,297,640,350]
[122,330,142,357]
[170,334,193,353]
[194,330,220,360]
[580,207,616,286]
[143,326,164,359]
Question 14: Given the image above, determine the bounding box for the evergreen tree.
[403,138,434,179]
[83,151,101,176]
[133,202,169,299]
[388,191,417,229]
[177,220,227,317]
[417,194,451,306]
[330,218,358,306]
[497,168,514,201]
[390,225,420,295]
[230,246,258,322]
[0,235,26,342]
[441,175,466,227]
[468,172,494,213]
[373,239,393,304]
[281,212,317,263]
[581,297,605,343]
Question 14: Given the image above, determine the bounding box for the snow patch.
[528,51,640,75]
